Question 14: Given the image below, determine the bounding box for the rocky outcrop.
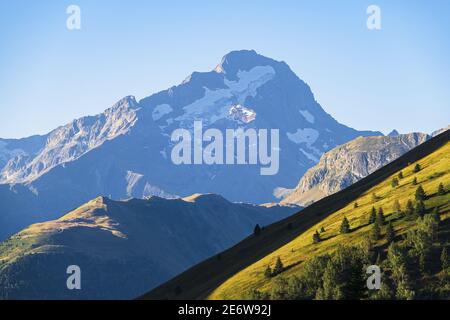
[282,132,430,206]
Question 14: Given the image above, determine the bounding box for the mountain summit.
[214,50,281,77]
[0,50,381,239]
[388,129,400,137]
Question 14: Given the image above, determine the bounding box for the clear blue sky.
[0,0,449,138]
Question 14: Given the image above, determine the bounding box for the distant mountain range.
[0,50,381,240]
[0,193,298,299]
[281,132,430,206]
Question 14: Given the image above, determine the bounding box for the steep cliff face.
[282,132,430,206]
[0,96,139,184]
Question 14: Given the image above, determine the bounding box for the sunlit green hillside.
[209,141,450,300]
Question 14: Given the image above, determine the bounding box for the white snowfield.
[286,128,320,146]
[175,66,275,126]
[229,104,257,124]
[152,104,173,121]
[300,109,315,124]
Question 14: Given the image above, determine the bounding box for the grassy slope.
[209,141,450,299]
[0,198,110,268]
[142,130,449,300]
[0,194,300,299]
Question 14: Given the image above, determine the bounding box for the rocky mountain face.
[0,50,381,240]
[0,135,47,171]
[281,132,430,206]
[0,97,139,183]
[431,125,450,137]
[0,194,298,299]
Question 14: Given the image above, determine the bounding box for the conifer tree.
[441,247,449,271]
[412,177,418,186]
[313,230,321,244]
[377,207,385,225]
[438,183,446,196]
[398,171,404,179]
[354,202,358,209]
[371,220,381,241]
[320,226,326,233]
[254,224,262,236]
[406,199,414,216]
[413,163,421,173]
[264,265,273,278]
[415,200,426,217]
[340,217,350,234]
[415,185,426,201]
[387,243,415,300]
[273,257,284,275]
[391,177,399,188]
[431,207,440,224]
[369,207,377,224]
[386,222,395,243]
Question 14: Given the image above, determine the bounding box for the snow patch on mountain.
[152,104,173,121]
[299,148,320,163]
[286,128,319,146]
[125,171,144,197]
[299,110,315,124]
[143,183,178,199]
[229,105,257,124]
[224,66,275,98]
[175,66,275,127]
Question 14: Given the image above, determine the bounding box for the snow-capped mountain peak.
[0,50,382,210]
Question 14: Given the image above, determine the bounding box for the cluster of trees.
[312,227,326,244]
[340,217,351,234]
[381,213,445,299]
[249,210,449,300]
[366,206,389,241]
[388,164,423,190]
[312,231,321,244]
[250,246,368,300]
[311,183,445,245]
[264,257,284,278]
[247,176,449,300]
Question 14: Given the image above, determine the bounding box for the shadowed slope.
[0,194,297,299]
